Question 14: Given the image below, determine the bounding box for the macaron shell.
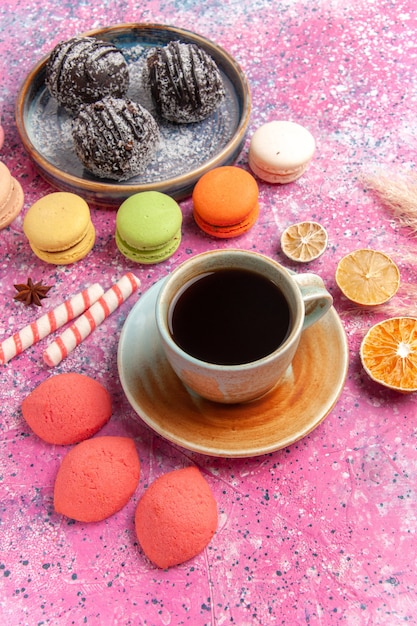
[117,192,182,248]
[248,157,307,184]
[194,201,260,238]
[249,120,315,183]
[116,227,181,263]
[23,192,93,252]
[29,220,96,265]
[193,166,258,225]
[192,166,259,237]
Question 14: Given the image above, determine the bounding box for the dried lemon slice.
[280,221,328,262]
[335,249,400,306]
[360,317,417,392]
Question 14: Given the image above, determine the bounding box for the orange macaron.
[192,166,259,238]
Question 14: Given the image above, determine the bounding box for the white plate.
[117,279,349,458]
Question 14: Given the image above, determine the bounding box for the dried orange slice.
[360,317,417,392]
[280,221,328,262]
[335,249,400,305]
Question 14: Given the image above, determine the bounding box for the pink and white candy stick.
[0,283,104,365]
[43,273,141,367]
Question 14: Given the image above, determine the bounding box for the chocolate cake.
[145,41,226,123]
[45,36,130,113]
[72,96,159,181]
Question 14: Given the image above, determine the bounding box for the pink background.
[1,0,417,624]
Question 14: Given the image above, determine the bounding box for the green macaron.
[115,191,183,264]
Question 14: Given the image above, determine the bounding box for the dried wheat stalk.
[361,170,417,233]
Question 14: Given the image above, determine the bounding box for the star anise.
[13,278,52,306]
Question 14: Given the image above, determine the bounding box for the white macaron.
[249,120,316,183]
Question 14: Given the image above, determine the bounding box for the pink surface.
[1,1,417,624]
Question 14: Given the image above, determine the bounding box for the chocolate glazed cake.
[45,36,130,113]
[145,41,226,123]
[72,96,159,181]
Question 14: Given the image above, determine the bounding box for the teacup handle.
[292,273,333,330]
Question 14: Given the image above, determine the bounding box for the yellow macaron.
[192,166,259,238]
[23,192,95,264]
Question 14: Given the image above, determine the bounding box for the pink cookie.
[54,436,140,522]
[0,124,4,149]
[135,466,218,568]
[22,372,112,445]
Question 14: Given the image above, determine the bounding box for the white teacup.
[155,249,332,403]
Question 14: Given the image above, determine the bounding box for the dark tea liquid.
[169,268,292,365]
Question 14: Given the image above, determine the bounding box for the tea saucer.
[117,280,349,458]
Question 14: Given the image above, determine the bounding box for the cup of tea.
[155,249,333,404]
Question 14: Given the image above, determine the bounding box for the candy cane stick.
[0,283,104,365]
[43,273,141,367]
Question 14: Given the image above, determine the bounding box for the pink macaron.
[0,161,24,229]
